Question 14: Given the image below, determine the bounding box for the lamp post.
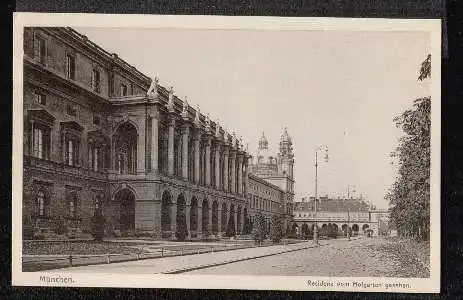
[313,145,329,246]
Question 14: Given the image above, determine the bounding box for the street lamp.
[313,145,329,246]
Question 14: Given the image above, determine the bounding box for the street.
[185,237,429,278]
[56,237,429,278]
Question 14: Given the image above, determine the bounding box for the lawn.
[23,241,148,255]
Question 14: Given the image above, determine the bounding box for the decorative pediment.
[60,121,84,132]
[28,109,55,125]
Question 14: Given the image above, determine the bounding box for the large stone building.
[248,132,295,231]
[292,196,389,236]
[22,27,293,240]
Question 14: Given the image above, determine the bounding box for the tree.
[386,55,431,240]
[252,213,266,243]
[269,215,283,243]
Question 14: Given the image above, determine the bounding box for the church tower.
[257,132,269,164]
[278,127,294,179]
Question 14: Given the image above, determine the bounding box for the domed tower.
[257,132,269,164]
[278,127,294,179]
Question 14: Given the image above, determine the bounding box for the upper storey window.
[34,36,46,65]
[32,124,51,160]
[66,54,76,80]
[120,84,128,96]
[33,92,46,105]
[92,69,100,93]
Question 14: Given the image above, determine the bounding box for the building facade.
[292,197,388,236]
[22,27,292,240]
[248,131,295,231]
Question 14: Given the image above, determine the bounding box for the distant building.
[248,130,295,232]
[292,196,389,236]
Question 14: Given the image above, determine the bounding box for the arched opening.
[226,204,235,237]
[221,203,227,232]
[202,199,209,236]
[342,224,348,234]
[115,189,135,236]
[212,201,218,234]
[236,205,242,235]
[161,191,172,238]
[301,223,309,238]
[175,194,188,240]
[114,122,137,174]
[362,224,369,231]
[190,197,198,238]
[352,223,359,236]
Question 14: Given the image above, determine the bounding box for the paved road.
[186,237,430,278]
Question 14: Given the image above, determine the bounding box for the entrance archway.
[212,201,218,234]
[202,199,209,236]
[237,205,242,235]
[176,194,188,240]
[115,189,135,236]
[161,191,172,238]
[190,197,198,238]
[221,203,227,232]
[352,223,359,236]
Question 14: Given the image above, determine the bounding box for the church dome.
[258,132,268,150]
[280,127,292,144]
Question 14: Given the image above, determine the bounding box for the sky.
[77,27,431,209]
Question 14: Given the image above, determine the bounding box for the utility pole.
[313,145,329,246]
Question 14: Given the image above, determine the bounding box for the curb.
[163,243,326,274]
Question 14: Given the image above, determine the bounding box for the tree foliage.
[269,215,283,243]
[386,55,431,240]
[252,213,266,242]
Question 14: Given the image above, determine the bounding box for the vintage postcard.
[12,13,441,292]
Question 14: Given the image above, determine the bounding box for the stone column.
[233,207,238,236]
[193,130,201,184]
[181,124,189,180]
[214,143,221,190]
[205,137,211,186]
[217,204,223,237]
[153,200,162,239]
[197,203,203,239]
[171,202,177,240]
[137,117,146,174]
[244,155,249,196]
[237,154,243,195]
[167,115,175,176]
[230,150,236,193]
[150,113,159,173]
[208,207,213,236]
[185,204,191,239]
[223,146,229,192]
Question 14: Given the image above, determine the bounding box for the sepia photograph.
[12,14,441,292]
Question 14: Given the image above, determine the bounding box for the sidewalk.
[59,240,323,274]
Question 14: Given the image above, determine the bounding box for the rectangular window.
[32,125,50,160]
[120,84,127,96]
[69,200,75,218]
[66,104,77,116]
[35,36,46,64]
[92,69,100,92]
[93,115,100,125]
[66,54,76,80]
[33,92,46,105]
[66,137,79,166]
